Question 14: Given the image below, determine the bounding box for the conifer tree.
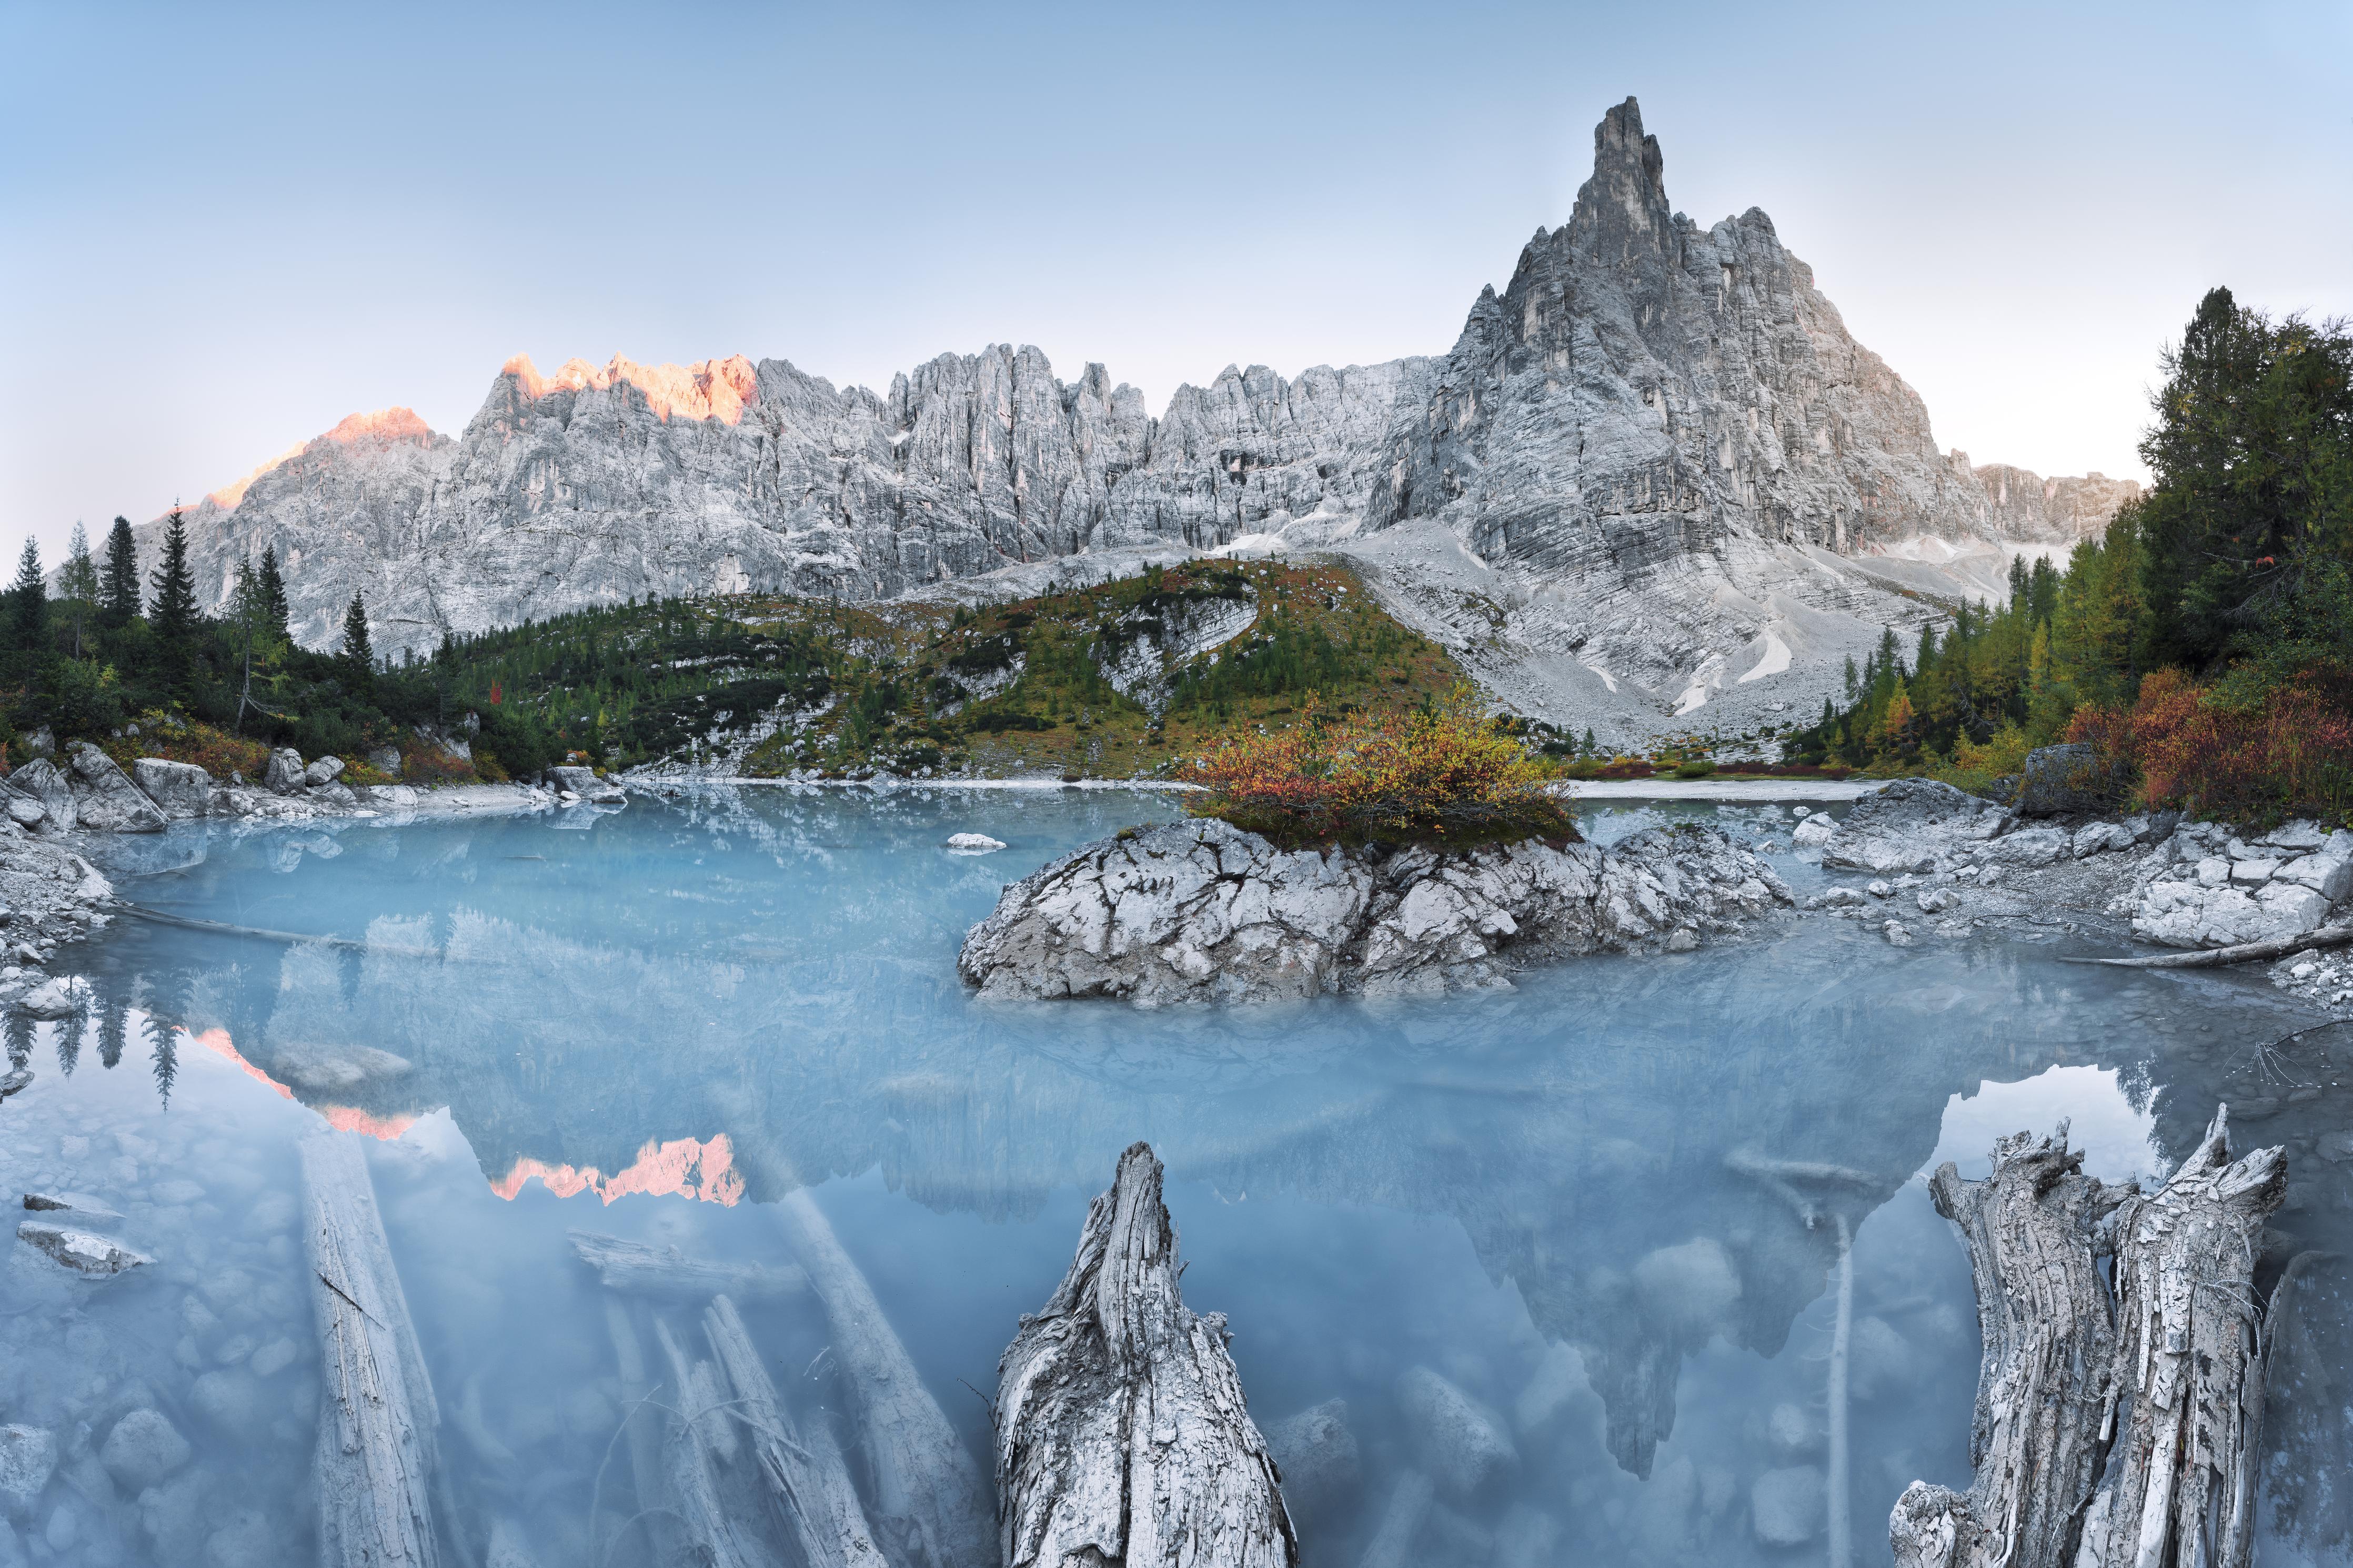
[58,521,97,659]
[9,539,44,653]
[99,516,140,628]
[148,508,200,678]
[340,592,374,690]
[257,544,290,638]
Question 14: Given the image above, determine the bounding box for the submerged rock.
[99,1411,192,1493]
[17,1221,149,1277]
[958,818,1791,1004]
[1751,1464,1826,1545]
[1399,1366,1518,1501]
[1261,1400,1360,1525]
[0,1425,57,1519]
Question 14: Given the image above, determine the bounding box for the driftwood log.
[776,1189,997,1568]
[301,1127,445,1568]
[569,1229,807,1302]
[996,1141,1296,1568]
[1891,1107,2293,1568]
[2081,923,2353,968]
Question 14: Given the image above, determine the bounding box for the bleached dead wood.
[301,1126,445,1568]
[2083,923,2353,968]
[1889,1108,2294,1568]
[651,1315,771,1568]
[2076,1108,2288,1568]
[569,1230,806,1302]
[996,1141,1296,1568]
[701,1292,888,1568]
[598,1297,689,1568]
[776,1189,996,1568]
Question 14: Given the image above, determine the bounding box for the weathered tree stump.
[1891,1107,2293,1568]
[301,1127,445,1568]
[996,1141,1295,1568]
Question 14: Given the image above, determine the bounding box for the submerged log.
[1890,1107,2293,1568]
[701,1293,888,1568]
[996,1141,1296,1568]
[598,1298,689,1568]
[569,1230,806,1302]
[651,1314,768,1568]
[301,1127,445,1568]
[776,1189,996,1568]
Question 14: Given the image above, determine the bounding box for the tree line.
[1788,288,2352,820]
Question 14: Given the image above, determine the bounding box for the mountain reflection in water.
[0,786,2340,1568]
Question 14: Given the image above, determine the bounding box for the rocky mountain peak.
[1566,95,1673,263]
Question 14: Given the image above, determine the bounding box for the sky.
[4,0,2348,557]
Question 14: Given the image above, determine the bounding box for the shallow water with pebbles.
[0,787,2344,1567]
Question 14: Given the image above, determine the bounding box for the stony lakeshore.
[956,816,1793,1003]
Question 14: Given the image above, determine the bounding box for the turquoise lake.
[0,786,2345,1567]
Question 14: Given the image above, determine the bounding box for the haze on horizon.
[4,0,2346,558]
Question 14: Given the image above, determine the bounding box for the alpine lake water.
[2,786,2348,1568]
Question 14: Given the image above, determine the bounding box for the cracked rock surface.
[957,817,1792,1004]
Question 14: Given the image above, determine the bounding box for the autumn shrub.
[399,740,477,784]
[99,716,272,782]
[1186,686,1576,847]
[2070,665,2353,825]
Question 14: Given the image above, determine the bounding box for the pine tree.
[148,508,200,682]
[1843,654,1858,700]
[340,592,374,690]
[8,539,44,653]
[99,515,139,628]
[58,521,97,659]
[258,544,290,639]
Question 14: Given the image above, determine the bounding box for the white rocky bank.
[1798,778,2352,953]
[957,817,1792,1004]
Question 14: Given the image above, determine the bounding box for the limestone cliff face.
[144,350,1411,653]
[144,98,2130,737]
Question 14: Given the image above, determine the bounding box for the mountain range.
[130,98,2135,746]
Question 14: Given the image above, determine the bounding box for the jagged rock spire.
[1566,96,1674,262]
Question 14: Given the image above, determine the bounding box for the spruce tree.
[258,544,290,639]
[340,592,374,689]
[99,516,140,628]
[148,508,200,683]
[8,539,44,653]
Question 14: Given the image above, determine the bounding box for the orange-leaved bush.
[2068,665,2353,824]
[1185,685,1575,846]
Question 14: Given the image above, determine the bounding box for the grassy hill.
[431,559,1470,780]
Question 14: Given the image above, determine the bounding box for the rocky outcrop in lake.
[134,102,2128,746]
[956,816,1792,1004]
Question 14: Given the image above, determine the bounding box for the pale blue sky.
[4,1,2347,553]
